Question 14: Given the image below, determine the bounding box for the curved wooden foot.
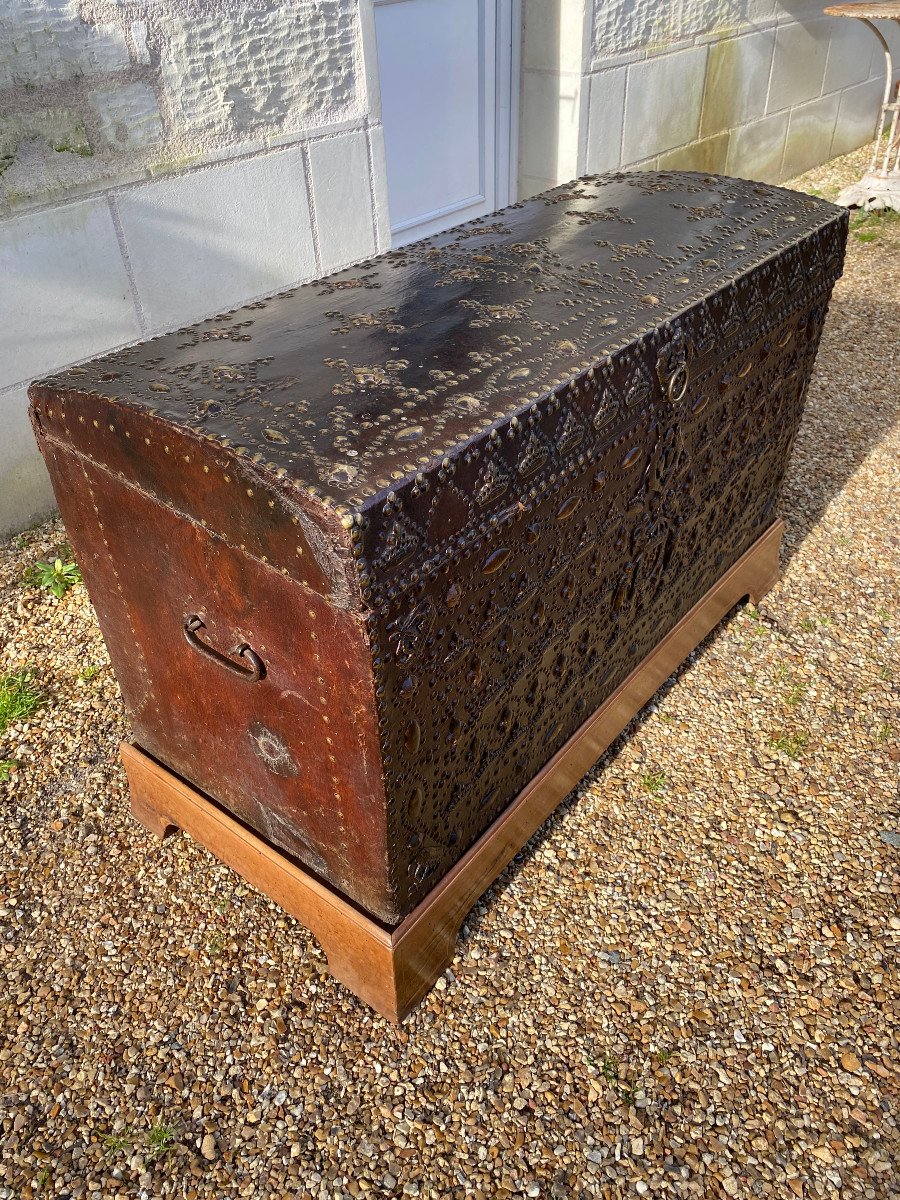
[130,790,179,839]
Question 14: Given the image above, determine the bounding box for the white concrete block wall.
[0,385,59,538]
[521,0,899,194]
[308,131,379,269]
[113,148,318,335]
[0,198,139,391]
[0,0,391,538]
[586,1,895,182]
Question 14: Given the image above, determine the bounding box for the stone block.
[591,0,772,60]
[768,20,831,112]
[781,92,841,179]
[131,20,150,66]
[115,148,317,334]
[518,174,558,199]
[586,66,626,174]
[726,110,789,182]
[0,108,92,176]
[823,17,877,94]
[0,1,129,90]
[0,197,138,392]
[92,83,163,151]
[161,1,361,141]
[0,385,56,539]
[700,29,776,138]
[309,131,376,271]
[831,77,884,157]
[658,131,730,173]
[622,47,707,164]
[367,125,392,253]
[523,0,585,74]
[520,70,567,180]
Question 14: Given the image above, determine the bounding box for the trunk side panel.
[36,436,396,921]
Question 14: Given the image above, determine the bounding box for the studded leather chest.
[29,171,847,923]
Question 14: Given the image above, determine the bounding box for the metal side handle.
[184,615,265,682]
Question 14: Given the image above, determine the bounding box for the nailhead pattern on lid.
[35,171,844,515]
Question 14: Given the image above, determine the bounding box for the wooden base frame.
[122,519,783,1022]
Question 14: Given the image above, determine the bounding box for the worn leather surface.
[31,172,848,922]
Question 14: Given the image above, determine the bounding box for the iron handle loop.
[668,361,689,403]
[184,615,265,682]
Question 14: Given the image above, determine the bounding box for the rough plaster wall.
[592,0,771,57]
[0,0,366,213]
[0,0,384,537]
[160,4,358,139]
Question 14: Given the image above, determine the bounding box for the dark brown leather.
[30,171,848,922]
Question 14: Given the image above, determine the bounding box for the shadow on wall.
[518,0,563,198]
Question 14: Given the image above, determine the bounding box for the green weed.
[641,770,666,796]
[101,1129,134,1157]
[30,557,81,599]
[206,932,226,957]
[850,208,900,244]
[785,683,807,709]
[0,760,17,782]
[146,1122,177,1160]
[769,731,808,760]
[0,671,45,736]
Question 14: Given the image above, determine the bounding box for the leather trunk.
[29,171,848,923]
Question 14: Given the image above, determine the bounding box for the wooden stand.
[122,519,783,1022]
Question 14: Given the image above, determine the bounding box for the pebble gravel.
[1,144,897,1198]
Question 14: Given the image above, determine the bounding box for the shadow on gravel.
[459,600,746,948]
[778,288,900,568]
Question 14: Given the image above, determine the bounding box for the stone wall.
[0,0,390,537]
[520,0,897,194]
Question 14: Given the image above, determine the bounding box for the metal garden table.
[825,3,900,208]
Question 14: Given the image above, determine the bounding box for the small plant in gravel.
[206,931,226,957]
[0,760,17,782]
[785,683,807,709]
[744,607,770,638]
[851,208,900,244]
[146,1122,178,1160]
[601,1054,620,1083]
[30,557,82,599]
[77,664,100,682]
[875,724,892,744]
[101,1129,134,1157]
[0,670,45,735]
[641,770,666,795]
[598,1054,640,1106]
[770,731,809,760]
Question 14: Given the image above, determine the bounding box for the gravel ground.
[1,143,898,1200]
